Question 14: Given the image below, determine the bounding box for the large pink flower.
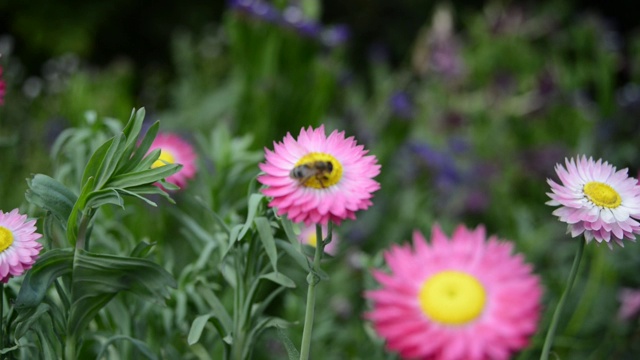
[365,225,542,360]
[546,155,640,247]
[0,209,43,283]
[148,132,197,189]
[258,125,380,225]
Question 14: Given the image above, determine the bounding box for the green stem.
[540,239,586,360]
[299,224,327,360]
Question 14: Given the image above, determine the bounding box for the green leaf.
[14,303,52,338]
[277,326,300,360]
[66,176,96,245]
[14,249,75,309]
[197,286,232,334]
[96,335,158,360]
[188,314,215,345]
[94,133,127,189]
[118,120,159,174]
[259,272,295,288]
[81,138,114,187]
[106,164,181,189]
[275,239,309,271]
[280,217,300,246]
[238,193,264,240]
[67,249,177,337]
[84,188,124,209]
[254,217,278,272]
[25,174,78,225]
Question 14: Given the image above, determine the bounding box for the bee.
[290,161,334,188]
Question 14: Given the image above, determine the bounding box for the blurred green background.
[2,0,640,358]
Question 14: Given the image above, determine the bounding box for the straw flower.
[148,132,197,189]
[0,209,43,283]
[365,224,542,360]
[258,125,380,225]
[546,155,640,247]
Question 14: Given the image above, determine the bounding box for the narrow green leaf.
[25,174,77,225]
[197,286,232,333]
[106,164,181,189]
[67,249,177,337]
[277,326,299,360]
[66,176,96,245]
[118,120,159,174]
[96,335,158,360]
[238,193,264,240]
[84,188,124,209]
[95,133,126,189]
[259,272,296,288]
[14,303,52,338]
[222,225,243,259]
[188,314,214,345]
[280,217,300,246]
[80,138,113,187]
[275,239,309,271]
[254,217,278,272]
[14,249,75,309]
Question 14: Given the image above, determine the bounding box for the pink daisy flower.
[258,125,380,226]
[298,224,338,255]
[365,224,542,360]
[617,288,640,321]
[546,155,640,247]
[0,209,43,283]
[148,132,197,189]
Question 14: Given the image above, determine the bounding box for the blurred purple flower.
[408,142,460,189]
[429,38,464,78]
[229,0,280,23]
[389,91,414,119]
[618,288,640,321]
[321,25,350,48]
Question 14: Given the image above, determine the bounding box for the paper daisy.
[148,132,197,189]
[546,155,640,247]
[298,224,338,255]
[0,209,43,283]
[365,225,542,360]
[258,125,380,225]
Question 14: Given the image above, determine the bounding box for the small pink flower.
[0,209,43,283]
[258,125,380,226]
[617,288,640,321]
[546,155,640,247]
[298,224,338,255]
[365,224,542,360]
[147,132,197,189]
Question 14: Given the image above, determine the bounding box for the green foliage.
[2,1,640,359]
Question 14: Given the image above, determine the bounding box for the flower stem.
[540,239,585,360]
[299,224,327,360]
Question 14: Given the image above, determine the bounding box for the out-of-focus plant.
[7,108,180,359]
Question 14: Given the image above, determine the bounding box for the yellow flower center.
[151,150,176,169]
[291,152,343,189]
[583,181,621,208]
[418,270,486,325]
[0,226,14,253]
[307,233,318,247]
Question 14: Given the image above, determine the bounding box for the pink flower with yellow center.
[148,132,197,189]
[546,155,640,247]
[298,224,338,255]
[0,209,43,283]
[258,125,380,226]
[365,225,542,360]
